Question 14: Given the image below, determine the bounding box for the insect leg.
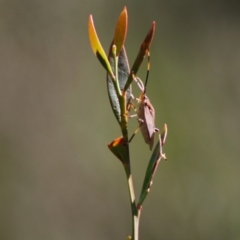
[157,133,167,160]
[132,74,145,93]
[129,114,138,118]
[128,122,143,143]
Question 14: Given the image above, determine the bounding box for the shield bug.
[129,51,167,151]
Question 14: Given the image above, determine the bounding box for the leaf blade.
[107,44,130,123]
[124,22,156,92]
[108,136,130,164]
[138,132,166,208]
[114,6,128,56]
[88,15,113,76]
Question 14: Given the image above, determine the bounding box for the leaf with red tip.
[88,15,113,76]
[108,137,130,165]
[124,22,156,92]
[106,7,129,123]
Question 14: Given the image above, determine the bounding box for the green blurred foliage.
[0,0,240,239]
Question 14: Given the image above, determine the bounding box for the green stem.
[112,44,139,239]
[112,45,122,99]
[112,44,129,142]
[124,164,139,240]
[119,92,128,141]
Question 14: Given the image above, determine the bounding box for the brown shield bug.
[129,51,167,152]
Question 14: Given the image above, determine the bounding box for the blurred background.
[1,0,240,239]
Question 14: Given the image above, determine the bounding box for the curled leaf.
[161,123,168,146]
[108,136,130,165]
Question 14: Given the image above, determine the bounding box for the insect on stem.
[129,50,167,151]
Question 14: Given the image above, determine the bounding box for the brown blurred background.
[1,0,240,239]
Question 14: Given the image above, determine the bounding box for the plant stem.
[124,164,139,240]
[112,43,140,239]
[111,45,122,99]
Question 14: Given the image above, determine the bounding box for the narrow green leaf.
[107,44,131,123]
[108,137,130,164]
[114,6,128,56]
[124,22,156,92]
[88,15,114,76]
[138,133,166,208]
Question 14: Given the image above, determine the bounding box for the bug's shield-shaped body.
[137,92,156,150]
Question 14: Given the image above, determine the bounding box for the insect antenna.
[143,50,151,94]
